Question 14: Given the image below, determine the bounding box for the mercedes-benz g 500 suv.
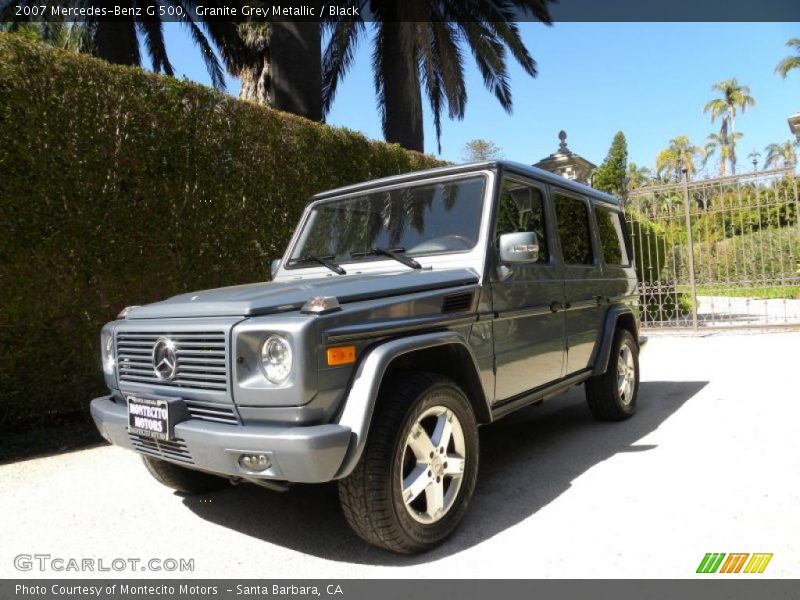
[91,161,641,554]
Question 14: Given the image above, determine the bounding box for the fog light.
[239,454,271,472]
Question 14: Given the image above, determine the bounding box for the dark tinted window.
[594,207,629,265]
[495,178,549,264]
[290,177,485,265]
[554,193,593,265]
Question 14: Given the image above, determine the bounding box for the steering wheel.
[408,235,473,253]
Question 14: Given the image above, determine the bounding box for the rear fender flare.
[592,305,637,376]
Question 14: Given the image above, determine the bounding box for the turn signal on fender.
[327,345,356,366]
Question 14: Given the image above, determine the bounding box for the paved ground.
[696,295,800,327]
[2,332,798,579]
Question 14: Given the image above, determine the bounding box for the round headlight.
[101,332,115,374]
[260,335,293,384]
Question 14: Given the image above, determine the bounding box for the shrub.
[0,34,444,428]
[673,227,800,284]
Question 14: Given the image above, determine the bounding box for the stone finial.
[558,130,568,151]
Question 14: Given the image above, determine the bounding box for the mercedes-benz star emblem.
[152,338,178,381]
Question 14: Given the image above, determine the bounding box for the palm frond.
[461,22,513,110]
[776,56,800,79]
[322,20,365,115]
[173,0,226,90]
[136,12,174,75]
[371,22,388,140]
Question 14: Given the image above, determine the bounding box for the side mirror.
[499,231,539,264]
[270,259,281,279]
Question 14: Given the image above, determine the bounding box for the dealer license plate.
[127,395,170,441]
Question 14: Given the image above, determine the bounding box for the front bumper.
[90,395,352,483]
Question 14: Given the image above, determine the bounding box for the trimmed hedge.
[0,34,444,428]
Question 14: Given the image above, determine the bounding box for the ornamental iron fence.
[625,166,800,329]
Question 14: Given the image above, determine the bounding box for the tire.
[338,373,479,554]
[141,456,229,494]
[585,328,639,421]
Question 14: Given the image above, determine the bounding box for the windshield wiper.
[290,254,347,275]
[351,247,422,270]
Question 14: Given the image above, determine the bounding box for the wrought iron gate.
[625,166,800,329]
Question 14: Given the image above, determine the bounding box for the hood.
[125,268,480,319]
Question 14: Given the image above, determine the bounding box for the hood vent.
[442,292,474,313]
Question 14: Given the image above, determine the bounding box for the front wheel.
[338,373,479,554]
[585,328,639,421]
[141,456,229,494]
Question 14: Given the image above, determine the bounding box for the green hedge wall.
[0,34,444,429]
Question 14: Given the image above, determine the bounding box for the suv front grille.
[128,434,194,464]
[185,400,239,425]
[116,332,228,392]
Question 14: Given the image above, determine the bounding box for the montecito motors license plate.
[127,395,170,441]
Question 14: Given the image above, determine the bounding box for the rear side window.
[594,206,629,265]
[554,193,593,265]
[495,178,549,264]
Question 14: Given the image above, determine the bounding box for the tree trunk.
[380,22,424,152]
[729,110,737,175]
[239,56,271,105]
[269,22,322,121]
[92,21,139,66]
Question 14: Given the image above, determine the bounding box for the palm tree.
[2,1,246,90]
[321,1,553,152]
[703,78,756,175]
[626,163,651,190]
[656,136,705,182]
[0,21,92,52]
[764,141,799,169]
[704,130,742,177]
[235,22,271,105]
[775,38,800,80]
[234,21,322,121]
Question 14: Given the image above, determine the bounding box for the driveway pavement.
[2,332,798,578]
[696,295,800,327]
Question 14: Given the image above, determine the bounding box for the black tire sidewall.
[613,330,639,416]
[387,379,479,550]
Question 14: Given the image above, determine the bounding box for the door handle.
[594,295,607,306]
[550,301,564,313]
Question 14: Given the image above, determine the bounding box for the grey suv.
[91,161,642,554]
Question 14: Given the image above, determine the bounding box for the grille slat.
[116,330,228,393]
[174,371,226,382]
[177,352,225,366]
[176,364,227,374]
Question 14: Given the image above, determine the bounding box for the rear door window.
[553,193,593,265]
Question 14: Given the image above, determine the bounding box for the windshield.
[288,176,486,267]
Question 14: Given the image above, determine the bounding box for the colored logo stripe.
[744,553,773,573]
[697,553,772,574]
[697,553,726,573]
[719,553,749,573]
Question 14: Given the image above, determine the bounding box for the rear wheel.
[141,456,229,494]
[338,373,479,554]
[585,328,639,421]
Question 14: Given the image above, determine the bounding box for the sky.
[161,21,799,174]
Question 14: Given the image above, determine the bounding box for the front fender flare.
[333,330,487,479]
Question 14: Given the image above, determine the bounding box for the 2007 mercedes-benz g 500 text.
[91,161,642,554]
